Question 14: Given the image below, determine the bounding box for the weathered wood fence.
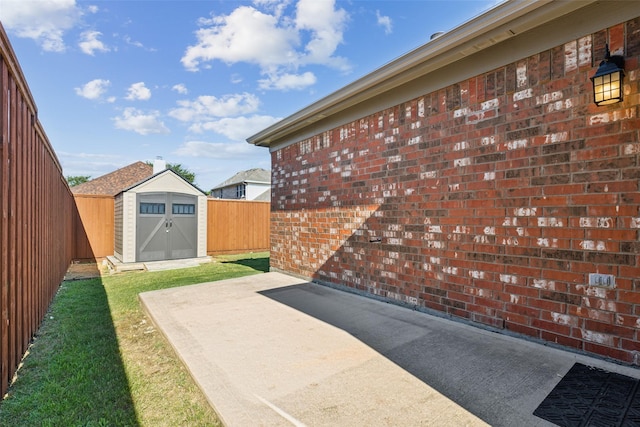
[74,196,270,259]
[0,19,270,396]
[73,195,115,260]
[206,199,270,255]
[0,25,83,397]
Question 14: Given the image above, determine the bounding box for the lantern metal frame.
[591,44,625,106]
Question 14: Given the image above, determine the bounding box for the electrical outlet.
[588,273,615,288]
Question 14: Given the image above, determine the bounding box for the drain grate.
[534,363,640,427]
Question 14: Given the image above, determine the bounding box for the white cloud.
[169,93,260,122]
[113,108,169,135]
[182,6,297,72]
[169,93,276,141]
[376,10,392,35]
[125,82,152,101]
[79,30,109,55]
[295,0,349,69]
[57,150,120,161]
[258,71,316,90]
[172,84,188,95]
[189,115,280,141]
[181,0,350,79]
[253,0,290,19]
[0,0,81,52]
[75,78,111,100]
[123,36,143,48]
[174,140,254,158]
[122,35,156,51]
[57,151,123,178]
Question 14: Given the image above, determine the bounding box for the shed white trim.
[114,169,207,263]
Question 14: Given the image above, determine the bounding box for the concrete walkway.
[105,255,212,273]
[139,272,640,426]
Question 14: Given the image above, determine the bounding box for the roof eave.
[247,0,595,148]
[117,168,206,196]
[211,179,270,191]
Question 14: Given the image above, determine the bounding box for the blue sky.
[1,0,498,190]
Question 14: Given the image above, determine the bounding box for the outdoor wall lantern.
[591,44,625,106]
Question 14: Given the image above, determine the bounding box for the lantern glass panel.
[593,70,622,106]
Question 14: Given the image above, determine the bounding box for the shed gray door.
[136,192,198,262]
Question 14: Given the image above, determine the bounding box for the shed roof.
[70,161,153,196]
[118,168,206,196]
[247,0,632,149]
[211,168,271,191]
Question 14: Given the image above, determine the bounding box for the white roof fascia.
[212,179,269,191]
[246,0,599,149]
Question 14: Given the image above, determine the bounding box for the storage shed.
[114,169,207,263]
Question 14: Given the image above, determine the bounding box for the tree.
[146,161,196,184]
[66,175,91,187]
[167,163,196,184]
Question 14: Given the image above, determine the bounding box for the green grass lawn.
[0,252,269,427]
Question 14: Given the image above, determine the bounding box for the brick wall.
[270,18,640,364]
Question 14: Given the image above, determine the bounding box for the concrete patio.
[139,272,640,426]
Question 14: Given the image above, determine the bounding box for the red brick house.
[249,1,640,364]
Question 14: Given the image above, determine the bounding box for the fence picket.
[0,24,76,397]
[0,20,271,396]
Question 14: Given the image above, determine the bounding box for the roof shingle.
[211,168,271,191]
[70,161,153,196]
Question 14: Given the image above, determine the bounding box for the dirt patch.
[64,261,104,281]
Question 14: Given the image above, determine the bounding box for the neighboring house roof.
[70,161,153,196]
[247,0,631,148]
[211,168,271,191]
[254,189,271,202]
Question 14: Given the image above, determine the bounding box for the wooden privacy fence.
[73,195,115,261]
[206,199,270,255]
[0,20,269,398]
[73,196,270,259]
[0,25,82,397]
